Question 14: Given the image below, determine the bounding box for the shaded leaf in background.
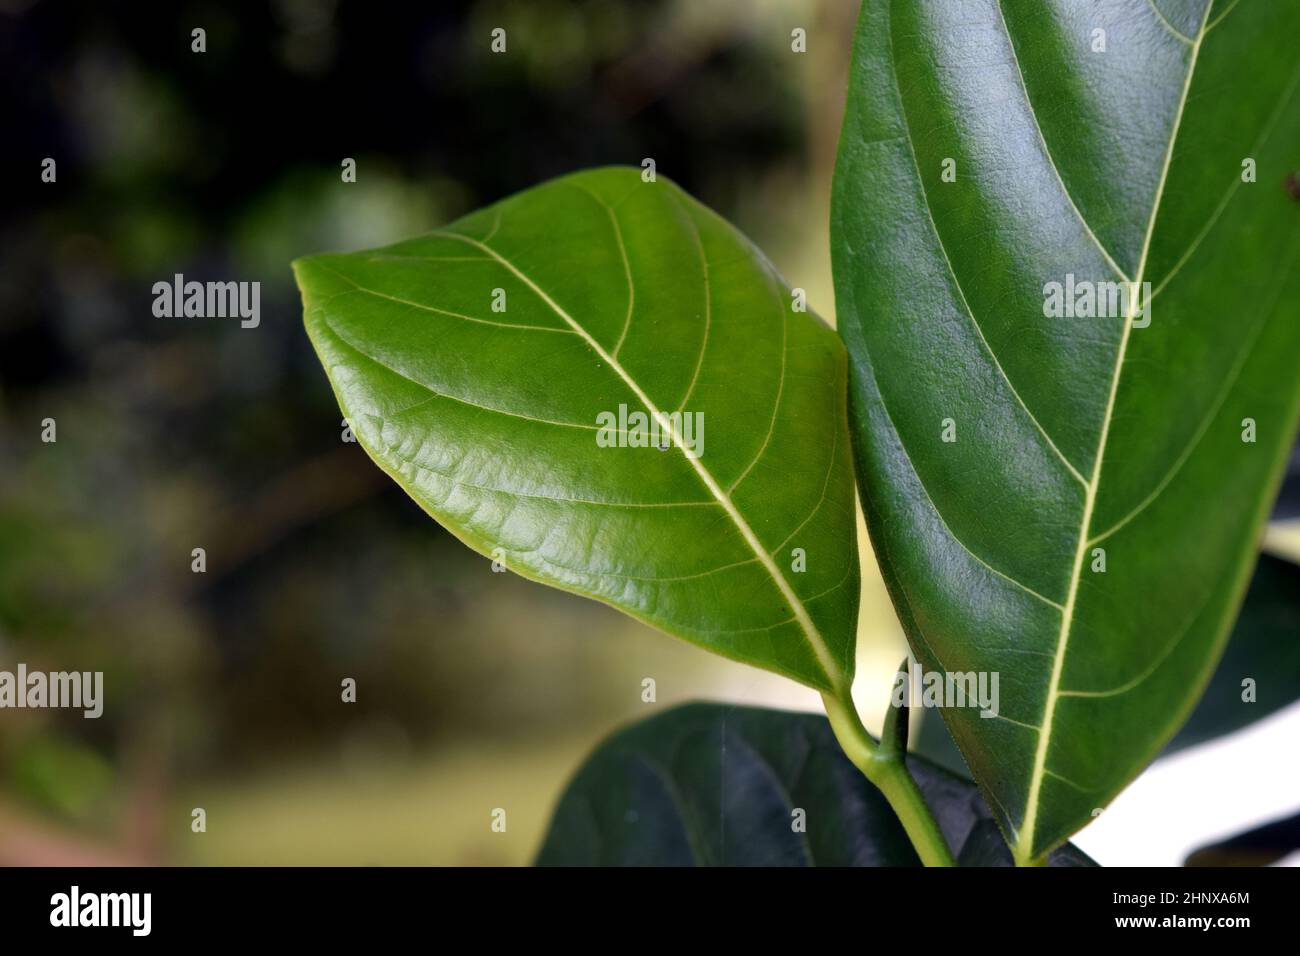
[832,0,1300,861]
[1185,810,1300,867]
[1274,442,1300,519]
[536,703,1094,866]
[295,167,859,692]
[6,735,115,823]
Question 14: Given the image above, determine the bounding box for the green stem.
[821,689,956,867]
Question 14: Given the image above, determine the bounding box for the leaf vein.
[432,227,847,690]
[994,0,1134,281]
[321,314,609,432]
[1090,241,1296,546]
[729,266,789,495]
[317,262,574,334]
[891,77,1090,486]
[1015,1,1214,863]
[1145,0,1196,45]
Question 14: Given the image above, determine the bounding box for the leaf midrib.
[1013,1,1215,863]
[430,225,847,691]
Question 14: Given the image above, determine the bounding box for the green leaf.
[294,167,859,692]
[536,702,1095,866]
[1167,553,1300,752]
[913,553,1300,764]
[832,0,1300,862]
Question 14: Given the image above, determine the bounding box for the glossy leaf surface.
[832,0,1300,860]
[295,167,859,691]
[914,554,1300,764]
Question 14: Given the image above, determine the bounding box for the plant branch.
[821,688,956,867]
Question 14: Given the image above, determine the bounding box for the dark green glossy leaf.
[832,0,1300,861]
[294,167,859,692]
[1185,810,1300,866]
[914,553,1300,763]
[536,702,1095,866]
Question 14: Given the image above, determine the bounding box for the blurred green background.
[0,0,925,865]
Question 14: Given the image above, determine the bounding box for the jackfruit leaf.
[536,703,1095,866]
[295,167,859,692]
[913,553,1300,764]
[832,0,1300,861]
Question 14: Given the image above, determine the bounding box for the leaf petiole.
[821,689,956,867]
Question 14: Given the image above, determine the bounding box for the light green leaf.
[832,0,1300,862]
[294,167,859,691]
[536,703,1095,866]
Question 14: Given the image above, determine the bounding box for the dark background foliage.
[0,0,862,864]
